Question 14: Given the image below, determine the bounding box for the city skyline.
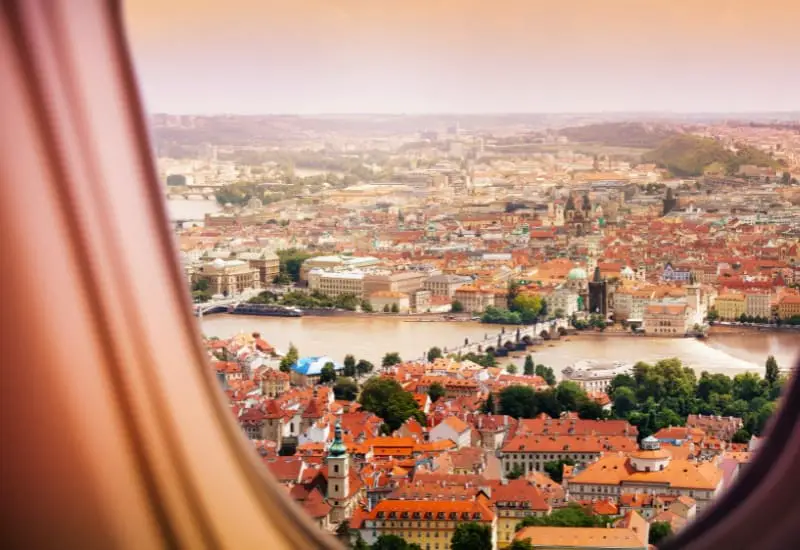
[125,0,800,115]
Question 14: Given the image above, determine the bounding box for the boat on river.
[231,304,303,317]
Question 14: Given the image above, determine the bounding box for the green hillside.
[642,134,781,177]
[558,122,677,149]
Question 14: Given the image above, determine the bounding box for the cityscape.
[160,112,799,549]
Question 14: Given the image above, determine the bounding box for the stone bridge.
[418,318,570,361]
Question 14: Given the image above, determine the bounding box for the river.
[166,197,220,221]
[200,315,798,378]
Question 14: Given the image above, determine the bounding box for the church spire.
[328,419,347,458]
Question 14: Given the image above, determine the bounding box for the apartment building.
[745,291,771,318]
[453,285,502,313]
[239,250,280,285]
[514,512,649,550]
[548,286,580,317]
[300,255,380,282]
[363,271,429,296]
[307,269,365,298]
[777,294,800,320]
[489,479,551,549]
[714,293,746,320]
[354,499,497,550]
[561,360,633,393]
[369,291,411,313]
[500,435,638,476]
[565,437,724,513]
[424,274,472,298]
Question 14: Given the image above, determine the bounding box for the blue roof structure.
[291,356,343,376]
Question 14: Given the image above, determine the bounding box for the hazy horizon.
[125,0,800,115]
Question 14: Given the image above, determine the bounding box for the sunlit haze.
[126,0,800,114]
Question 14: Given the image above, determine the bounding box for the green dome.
[328,420,347,458]
[567,267,588,280]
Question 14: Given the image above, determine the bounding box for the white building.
[429,416,471,449]
[561,360,632,393]
[307,269,365,298]
[548,286,580,317]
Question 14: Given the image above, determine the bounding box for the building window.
[334,484,339,492]
[334,464,339,473]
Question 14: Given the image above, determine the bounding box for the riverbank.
[199,314,798,378]
[212,308,475,321]
[709,324,800,334]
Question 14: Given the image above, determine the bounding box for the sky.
[124,0,800,115]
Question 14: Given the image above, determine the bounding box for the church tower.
[588,266,608,316]
[686,272,704,325]
[326,419,350,514]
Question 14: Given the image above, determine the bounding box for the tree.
[273,272,293,285]
[577,398,604,420]
[535,364,557,386]
[781,171,791,185]
[706,308,719,323]
[279,344,299,373]
[765,355,780,387]
[391,303,400,313]
[359,378,425,431]
[427,347,443,362]
[356,359,374,378]
[461,352,497,368]
[383,304,390,312]
[192,279,210,292]
[523,355,534,376]
[481,392,496,414]
[343,354,357,378]
[544,458,575,483]
[697,372,733,401]
[360,300,373,313]
[276,249,313,282]
[428,382,446,403]
[320,362,337,384]
[555,381,585,412]
[371,534,419,550]
[507,539,534,550]
[506,364,518,375]
[506,464,524,480]
[451,300,465,313]
[499,385,538,418]
[732,428,751,444]
[351,533,369,550]
[336,520,351,541]
[516,503,610,530]
[382,352,403,368]
[553,308,566,319]
[510,293,544,323]
[733,372,763,402]
[649,521,673,546]
[451,522,492,550]
[333,377,359,401]
[612,387,638,418]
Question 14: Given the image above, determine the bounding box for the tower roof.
[328,420,347,458]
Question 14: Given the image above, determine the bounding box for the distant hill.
[557,122,677,149]
[642,134,781,177]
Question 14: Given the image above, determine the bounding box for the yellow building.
[192,258,261,296]
[514,511,648,550]
[565,437,723,513]
[777,294,800,320]
[714,293,746,321]
[355,499,497,550]
[489,479,551,548]
[307,269,365,298]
